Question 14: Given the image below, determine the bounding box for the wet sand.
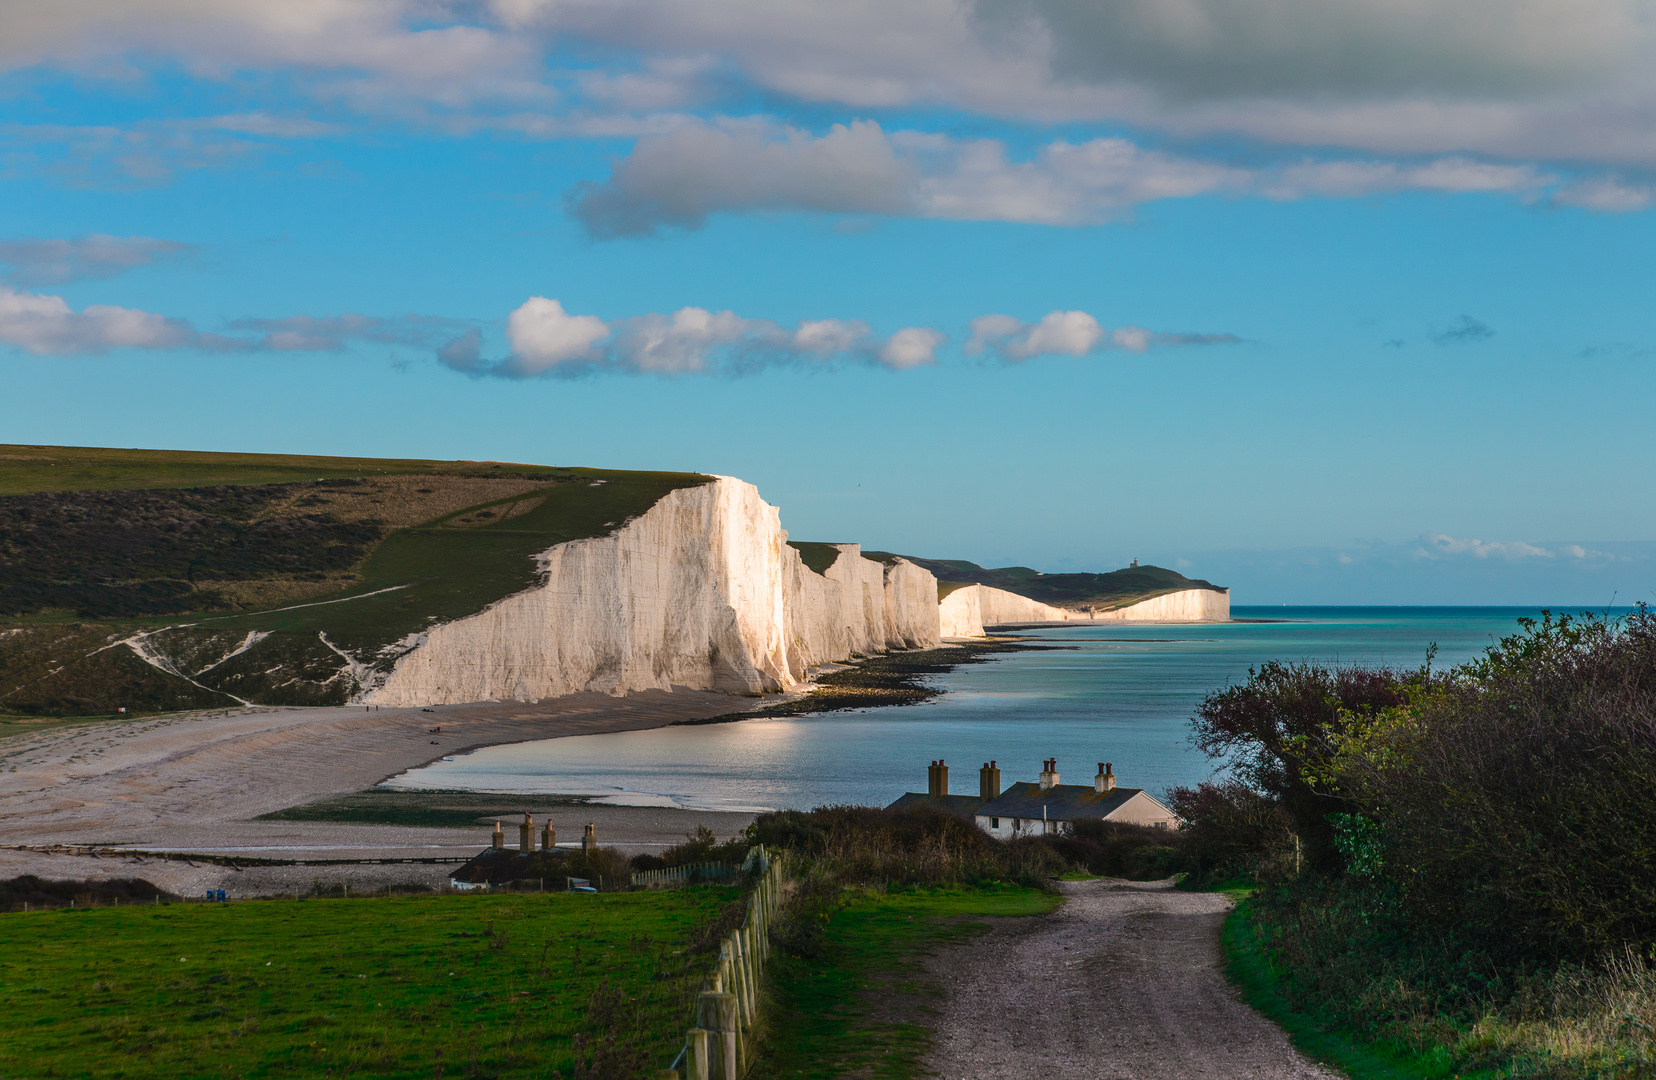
[0,690,773,895]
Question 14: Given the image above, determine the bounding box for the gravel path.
[924,878,1338,1080]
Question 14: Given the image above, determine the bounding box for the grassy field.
[0,886,741,1079]
[1222,900,1483,1080]
[0,445,567,496]
[786,541,850,577]
[754,884,1059,1080]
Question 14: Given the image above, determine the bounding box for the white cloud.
[567,119,1637,236]
[977,0,1636,101]
[0,234,193,286]
[1554,176,1656,211]
[966,309,1237,361]
[505,296,612,375]
[568,119,913,237]
[0,285,214,355]
[9,0,1656,172]
[0,1,545,113]
[466,295,943,377]
[228,313,465,351]
[879,327,945,369]
[1418,534,1556,560]
[1270,158,1555,199]
[0,284,468,357]
[1111,325,1151,353]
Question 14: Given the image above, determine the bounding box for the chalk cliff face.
[364,477,939,706]
[938,583,1230,636]
[1087,588,1229,623]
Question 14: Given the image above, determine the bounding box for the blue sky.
[2,0,1654,605]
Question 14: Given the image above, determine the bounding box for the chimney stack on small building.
[1095,762,1116,794]
[1038,758,1059,790]
[541,819,557,851]
[519,812,535,853]
[927,759,950,798]
[979,760,1001,800]
[582,822,596,855]
[491,821,505,850]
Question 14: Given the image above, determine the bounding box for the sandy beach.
[0,689,774,896]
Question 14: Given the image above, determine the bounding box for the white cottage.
[888,758,1178,835]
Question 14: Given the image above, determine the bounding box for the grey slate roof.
[974,782,1143,822]
[885,792,987,817]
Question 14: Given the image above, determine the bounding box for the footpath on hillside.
[923,878,1336,1080]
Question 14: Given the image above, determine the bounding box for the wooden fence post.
[697,992,739,1080]
[686,1028,709,1080]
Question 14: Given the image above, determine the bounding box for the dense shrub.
[1194,608,1656,1076]
[1329,607,1656,964]
[0,875,173,910]
[1164,780,1295,884]
[1190,659,1406,869]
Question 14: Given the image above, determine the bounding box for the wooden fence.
[631,862,737,888]
[659,846,785,1080]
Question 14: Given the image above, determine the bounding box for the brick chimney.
[927,759,949,798]
[582,822,596,855]
[519,813,534,853]
[979,760,1001,800]
[541,820,557,851]
[491,821,504,850]
[1039,758,1059,790]
[1094,762,1116,794]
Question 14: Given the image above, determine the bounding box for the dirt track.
[924,878,1336,1080]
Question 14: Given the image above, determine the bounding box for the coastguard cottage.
[888,758,1177,835]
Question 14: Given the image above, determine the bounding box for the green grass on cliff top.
[0,445,710,646]
[198,468,709,652]
[0,887,738,1079]
[0,444,564,495]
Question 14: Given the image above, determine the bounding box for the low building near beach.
[887,758,1178,836]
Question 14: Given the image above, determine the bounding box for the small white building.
[888,758,1178,835]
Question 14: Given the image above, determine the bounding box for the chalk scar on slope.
[922,878,1337,1080]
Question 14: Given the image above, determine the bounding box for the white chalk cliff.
[938,583,1230,637]
[362,476,940,706]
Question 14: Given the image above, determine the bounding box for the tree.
[1190,661,1404,870]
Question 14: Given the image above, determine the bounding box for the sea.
[385,606,1614,813]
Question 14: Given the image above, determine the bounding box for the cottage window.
[990,817,999,828]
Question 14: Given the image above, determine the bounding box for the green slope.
[0,445,710,715]
[0,443,561,495]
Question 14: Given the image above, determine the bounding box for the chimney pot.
[979,760,1001,800]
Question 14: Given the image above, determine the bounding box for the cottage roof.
[974,781,1143,822]
[886,792,986,817]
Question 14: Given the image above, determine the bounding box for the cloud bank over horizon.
[4,0,1656,211]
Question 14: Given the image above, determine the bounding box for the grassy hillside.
[786,541,847,576]
[0,887,738,1079]
[0,445,710,715]
[865,553,1225,611]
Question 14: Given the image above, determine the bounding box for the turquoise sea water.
[387,607,1613,812]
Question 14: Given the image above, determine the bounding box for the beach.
[0,690,770,896]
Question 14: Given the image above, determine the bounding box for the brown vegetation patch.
[247,475,550,528]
